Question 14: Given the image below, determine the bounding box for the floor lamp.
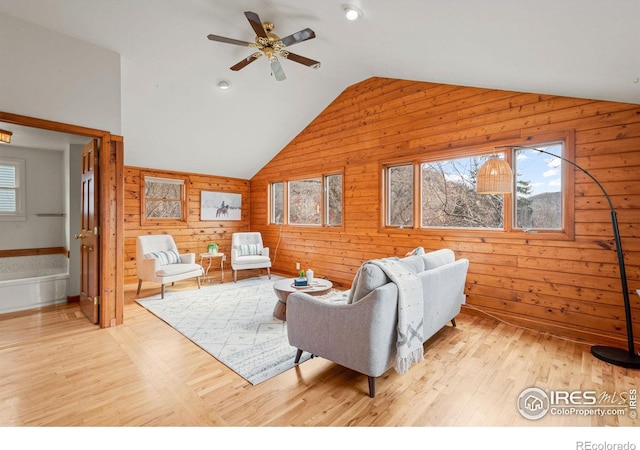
[476,147,640,368]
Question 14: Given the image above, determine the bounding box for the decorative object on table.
[136,276,313,384]
[294,272,307,287]
[201,191,242,221]
[207,243,219,254]
[306,268,314,283]
[477,146,640,369]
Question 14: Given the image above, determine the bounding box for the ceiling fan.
[207,11,320,81]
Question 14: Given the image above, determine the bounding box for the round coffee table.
[272,278,333,321]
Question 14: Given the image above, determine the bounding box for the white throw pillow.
[145,250,181,265]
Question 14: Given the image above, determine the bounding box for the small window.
[386,164,413,227]
[270,181,284,225]
[141,174,187,224]
[325,173,343,226]
[0,158,26,220]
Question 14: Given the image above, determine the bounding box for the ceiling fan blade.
[245,11,268,39]
[284,52,321,69]
[270,57,286,81]
[207,34,253,47]
[230,53,262,71]
[280,28,316,47]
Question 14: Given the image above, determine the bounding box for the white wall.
[0,13,121,134]
[0,146,65,250]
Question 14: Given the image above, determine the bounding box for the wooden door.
[76,139,100,323]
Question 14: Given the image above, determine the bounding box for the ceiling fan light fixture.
[343,5,363,21]
[217,79,231,90]
[0,129,12,144]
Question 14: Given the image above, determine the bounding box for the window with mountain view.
[384,139,568,234]
[513,143,563,230]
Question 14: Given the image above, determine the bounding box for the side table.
[199,252,225,283]
[272,278,333,321]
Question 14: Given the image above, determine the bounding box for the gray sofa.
[286,249,469,397]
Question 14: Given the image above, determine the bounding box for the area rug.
[136,275,345,385]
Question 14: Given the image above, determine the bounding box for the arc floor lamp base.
[591,346,640,369]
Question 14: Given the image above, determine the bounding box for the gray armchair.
[286,249,469,397]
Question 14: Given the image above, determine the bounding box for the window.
[269,171,343,227]
[421,155,504,229]
[141,174,187,223]
[289,178,322,225]
[513,143,563,230]
[383,136,571,236]
[0,158,25,220]
[386,164,413,227]
[325,173,343,226]
[270,182,284,225]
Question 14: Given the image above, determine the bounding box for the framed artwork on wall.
[201,191,242,221]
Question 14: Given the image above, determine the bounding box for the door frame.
[0,110,125,328]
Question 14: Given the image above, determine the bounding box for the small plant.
[299,270,306,278]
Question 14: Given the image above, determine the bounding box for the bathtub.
[0,254,69,314]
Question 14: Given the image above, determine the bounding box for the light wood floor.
[1,277,639,428]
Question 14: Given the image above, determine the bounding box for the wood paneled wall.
[123,166,250,283]
[250,77,640,348]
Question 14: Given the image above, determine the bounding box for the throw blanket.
[370,258,424,374]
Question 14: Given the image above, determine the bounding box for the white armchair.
[231,232,272,282]
[136,234,204,298]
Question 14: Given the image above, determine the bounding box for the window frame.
[381,131,575,240]
[0,157,26,221]
[140,172,188,226]
[268,169,344,229]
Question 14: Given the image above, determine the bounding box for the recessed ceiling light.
[217,79,231,90]
[343,5,363,21]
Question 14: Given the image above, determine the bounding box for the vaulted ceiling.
[1,0,639,179]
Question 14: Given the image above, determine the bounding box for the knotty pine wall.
[123,166,250,283]
[250,77,640,348]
